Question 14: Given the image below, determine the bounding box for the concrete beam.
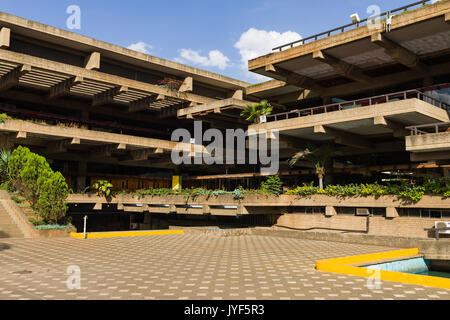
[314,125,372,149]
[178,77,193,93]
[0,49,215,105]
[325,206,337,217]
[371,33,427,73]
[313,50,372,83]
[48,76,83,99]
[373,116,409,138]
[84,52,101,70]
[0,64,31,91]
[411,151,450,162]
[0,27,10,49]
[16,131,27,139]
[177,98,249,118]
[231,90,244,100]
[92,86,128,106]
[128,95,160,113]
[265,64,323,92]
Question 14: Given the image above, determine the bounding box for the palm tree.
[240,100,273,124]
[288,144,335,189]
[0,149,11,183]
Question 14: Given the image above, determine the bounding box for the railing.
[273,0,433,52]
[266,88,450,123]
[406,122,450,136]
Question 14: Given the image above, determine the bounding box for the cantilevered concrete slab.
[0,119,205,153]
[0,49,215,106]
[249,99,450,148]
[0,12,249,91]
[248,1,450,97]
[407,131,450,153]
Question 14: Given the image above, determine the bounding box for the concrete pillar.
[76,161,87,192]
[325,206,336,217]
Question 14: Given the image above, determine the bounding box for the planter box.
[67,193,450,209]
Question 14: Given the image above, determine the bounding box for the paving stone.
[0,235,448,300]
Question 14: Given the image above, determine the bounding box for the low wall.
[251,228,450,260]
[276,214,446,238]
[0,191,74,238]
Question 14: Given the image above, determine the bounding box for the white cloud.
[177,49,231,70]
[127,42,153,54]
[234,28,302,81]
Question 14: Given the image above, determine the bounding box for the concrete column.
[76,161,87,192]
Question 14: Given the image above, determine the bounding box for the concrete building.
[1,1,450,236]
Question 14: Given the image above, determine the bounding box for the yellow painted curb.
[316,248,450,290]
[70,230,184,239]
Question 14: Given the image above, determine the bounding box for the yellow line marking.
[316,248,450,290]
[70,230,184,239]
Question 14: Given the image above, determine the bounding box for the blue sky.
[0,0,424,83]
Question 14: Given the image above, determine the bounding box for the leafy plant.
[289,143,335,189]
[0,149,11,183]
[28,217,45,226]
[10,195,22,204]
[240,100,273,123]
[0,113,12,124]
[232,186,245,200]
[92,180,113,198]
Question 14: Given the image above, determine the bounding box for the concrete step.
[0,202,26,238]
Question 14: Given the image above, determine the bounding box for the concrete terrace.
[0,233,449,300]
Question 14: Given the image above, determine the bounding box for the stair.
[0,200,27,238]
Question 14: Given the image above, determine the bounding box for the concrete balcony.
[250,95,449,151]
[406,122,450,161]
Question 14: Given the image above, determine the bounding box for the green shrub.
[28,217,46,226]
[232,186,245,200]
[8,146,68,224]
[0,113,12,124]
[35,224,72,230]
[261,176,283,196]
[10,195,22,204]
[35,172,68,224]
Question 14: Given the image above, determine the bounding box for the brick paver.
[0,234,448,300]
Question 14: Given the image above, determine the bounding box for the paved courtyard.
[0,234,449,300]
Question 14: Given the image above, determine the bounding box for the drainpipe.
[366,215,370,234]
[83,215,88,239]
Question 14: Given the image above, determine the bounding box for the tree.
[288,144,335,189]
[240,100,273,124]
